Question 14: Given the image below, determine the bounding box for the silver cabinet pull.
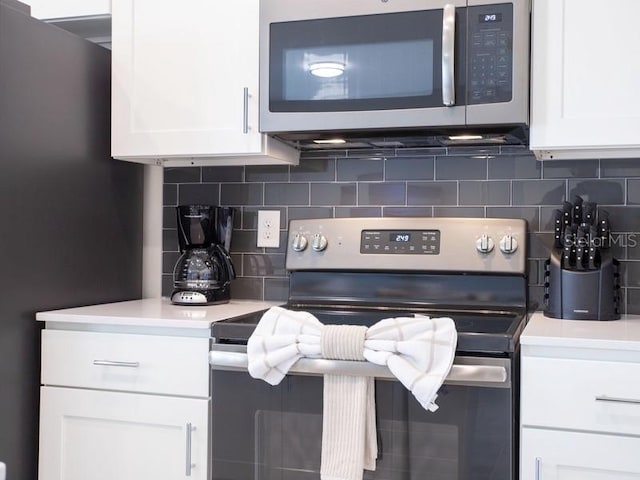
[242,87,249,134]
[535,457,542,480]
[92,360,140,368]
[442,4,456,106]
[595,394,640,405]
[185,422,196,476]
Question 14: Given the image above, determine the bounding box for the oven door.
[259,0,468,133]
[209,346,516,480]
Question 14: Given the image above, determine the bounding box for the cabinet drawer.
[521,356,640,435]
[521,427,640,479]
[41,330,210,397]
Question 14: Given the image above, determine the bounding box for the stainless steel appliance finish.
[259,0,530,142]
[209,217,529,480]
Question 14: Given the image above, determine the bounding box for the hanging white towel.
[247,306,457,480]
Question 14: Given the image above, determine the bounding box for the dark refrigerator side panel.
[0,5,143,480]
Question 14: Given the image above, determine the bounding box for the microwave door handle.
[442,4,456,106]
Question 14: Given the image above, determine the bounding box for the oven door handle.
[208,350,510,388]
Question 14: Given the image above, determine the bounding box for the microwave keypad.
[468,3,514,104]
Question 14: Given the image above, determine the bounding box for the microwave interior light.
[448,134,484,141]
[313,138,346,144]
[309,62,345,78]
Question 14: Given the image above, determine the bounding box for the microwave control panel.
[467,3,514,105]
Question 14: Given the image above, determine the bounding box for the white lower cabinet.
[521,428,640,480]
[38,328,211,480]
[39,387,208,480]
[520,315,640,479]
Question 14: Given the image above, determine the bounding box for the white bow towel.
[247,306,457,480]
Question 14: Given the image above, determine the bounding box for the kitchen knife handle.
[562,201,572,226]
[553,209,563,249]
[442,4,456,106]
[582,201,596,225]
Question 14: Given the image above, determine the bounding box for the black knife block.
[544,249,621,320]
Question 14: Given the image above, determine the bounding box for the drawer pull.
[535,457,541,480]
[185,422,196,476]
[93,360,140,368]
[595,394,640,405]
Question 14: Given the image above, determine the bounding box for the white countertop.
[523,311,640,352]
[36,297,280,329]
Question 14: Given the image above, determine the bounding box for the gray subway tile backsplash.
[178,183,220,205]
[459,181,510,206]
[359,182,406,205]
[164,167,201,184]
[290,159,336,182]
[161,146,640,312]
[435,156,487,180]
[488,155,542,179]
[542,159,599,179]
[264,182,309,206]
[568,179,626,205]
[385,157,435,181]
[407,181,457,205]
[311,183,357,206]
[337,158,384,181]
[221,183,264,206]
[512,179,566,206]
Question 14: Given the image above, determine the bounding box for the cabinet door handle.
[185,422,196,476]
[92,360,140,368]
[242,87,249,134]
[595,394,640,404]
[442,4,456,106]
[535,457,542,480]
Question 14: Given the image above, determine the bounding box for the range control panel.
[360,230,441,255]
[286,217,527,275]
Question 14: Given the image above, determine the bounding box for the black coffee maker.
[171,205,236,305]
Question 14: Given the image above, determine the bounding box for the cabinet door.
[521,428,640,480]
[39,387,209,480]
[27,0,110,19]
[112,0,262,158]
[530,0,640,158]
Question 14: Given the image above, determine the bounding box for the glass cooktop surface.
[212,306,527,354]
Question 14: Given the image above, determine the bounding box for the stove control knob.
[291,233,308,252]
[311,233,328,252]
[499,234,518,254]
[476,234,494,254]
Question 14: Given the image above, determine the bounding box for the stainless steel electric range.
[209,217,529,480]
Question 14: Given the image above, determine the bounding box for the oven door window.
[268,10,466,112]
[212,372,513,479]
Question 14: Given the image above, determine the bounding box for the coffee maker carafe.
[171,205,236,305]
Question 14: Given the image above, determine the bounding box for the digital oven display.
[390,233,411,242]
[361,230,440,255]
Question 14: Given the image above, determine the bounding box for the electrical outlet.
[257,210,281,248]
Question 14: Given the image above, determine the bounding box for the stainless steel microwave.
[259,0,530,140]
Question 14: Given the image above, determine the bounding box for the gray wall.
[162,145,640,314]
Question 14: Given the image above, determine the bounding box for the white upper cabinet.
[24,0,110,19]
[111,0,299,166]
[529,0,640,160]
